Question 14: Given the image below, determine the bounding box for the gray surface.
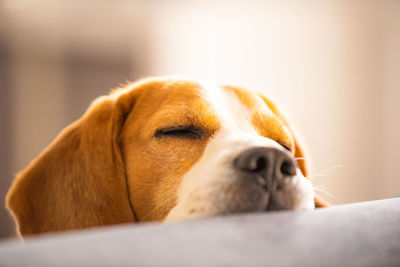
[0,198,399,267]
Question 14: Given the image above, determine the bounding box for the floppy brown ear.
[259,94,329,208]
[6,87,139,236]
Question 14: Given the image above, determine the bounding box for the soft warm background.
[0,0,399,238]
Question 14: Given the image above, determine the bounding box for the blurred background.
[0,0,399,238]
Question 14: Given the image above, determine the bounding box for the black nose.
[233,147,297,191]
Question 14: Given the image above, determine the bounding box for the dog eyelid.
[154,126,204,140]
[279,143,292,152]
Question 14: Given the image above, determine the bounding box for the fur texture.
[6,76,327,237]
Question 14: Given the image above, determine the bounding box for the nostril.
[280,160,296,176]
[254,157,267,172]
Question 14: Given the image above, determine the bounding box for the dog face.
[6,77,325,236]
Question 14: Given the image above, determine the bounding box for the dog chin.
[164,173,315,223]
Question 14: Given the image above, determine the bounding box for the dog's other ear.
[259,94,329,208]
[6,85,143,237]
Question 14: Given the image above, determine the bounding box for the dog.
[6,76,327,237]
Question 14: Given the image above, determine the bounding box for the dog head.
[7,77,326,236]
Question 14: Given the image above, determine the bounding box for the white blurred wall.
[1,0,400,237]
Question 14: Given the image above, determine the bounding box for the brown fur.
[7,77,327,237]
[120,80,220,221]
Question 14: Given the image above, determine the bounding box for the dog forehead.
[198,81,272,133]
[118,77,279,139]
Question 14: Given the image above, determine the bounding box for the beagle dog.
[6,76,327,237]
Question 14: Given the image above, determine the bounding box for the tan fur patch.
[223,85,294,151]
[121,80,221,221]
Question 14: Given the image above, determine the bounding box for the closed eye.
[155,126,204,139]
[279,143,292,152]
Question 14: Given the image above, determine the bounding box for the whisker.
[313,186,333,198]
[307,174,328,180]
[307,164,343,180]
[295,157,307,161]
[313,164,343,176]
